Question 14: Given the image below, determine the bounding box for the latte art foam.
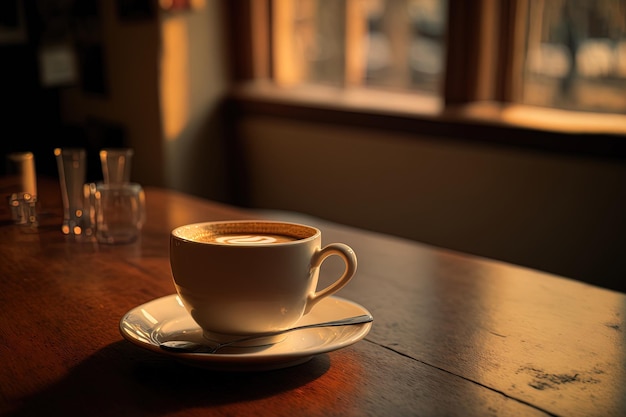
[211,233,298,245]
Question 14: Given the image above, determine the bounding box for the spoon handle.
[272,314,373,334]
[160,314,373,354]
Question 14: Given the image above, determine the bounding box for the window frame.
[223,0,626,160]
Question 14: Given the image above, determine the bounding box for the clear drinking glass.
[100,148,133,184]
[54,148,87,235]
[6,152,37,196]
[6,152,38,227]
[95,182,145,244]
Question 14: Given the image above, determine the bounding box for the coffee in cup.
[198,232,298,245]
[169,220,357,345]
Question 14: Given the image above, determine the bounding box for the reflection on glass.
[523,0,626,113]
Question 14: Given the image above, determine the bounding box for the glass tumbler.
[100,148,133,184]
[6,152,38,227]
[95,182,145,244]
[54,148,87,235]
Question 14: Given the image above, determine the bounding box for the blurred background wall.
[1,0,230,200]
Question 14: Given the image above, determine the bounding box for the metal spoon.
[159,314,373,354]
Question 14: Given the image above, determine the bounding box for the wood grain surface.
[1,177,624,417]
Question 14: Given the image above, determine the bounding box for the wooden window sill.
[227,81,626,159]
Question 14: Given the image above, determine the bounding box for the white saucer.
[119,294,373,371]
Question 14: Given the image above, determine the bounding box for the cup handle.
[305,243,357,314]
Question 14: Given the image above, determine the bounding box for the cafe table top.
[1,177,625,417]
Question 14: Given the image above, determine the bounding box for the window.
[226,0,626,142]
[272,0,447,95]
[251,0,626,116]
[522,0,626,113]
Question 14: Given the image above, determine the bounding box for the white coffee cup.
[170,220,357,344]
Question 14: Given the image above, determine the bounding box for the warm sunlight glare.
[272,0,301,86]
[501,105,626,134]
[160,18,189,142]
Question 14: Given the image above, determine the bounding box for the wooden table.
[1,177,625,417]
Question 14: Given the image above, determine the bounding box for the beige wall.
[59,0,230,201]
[237,115,626,291]
[160,2,230,200]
